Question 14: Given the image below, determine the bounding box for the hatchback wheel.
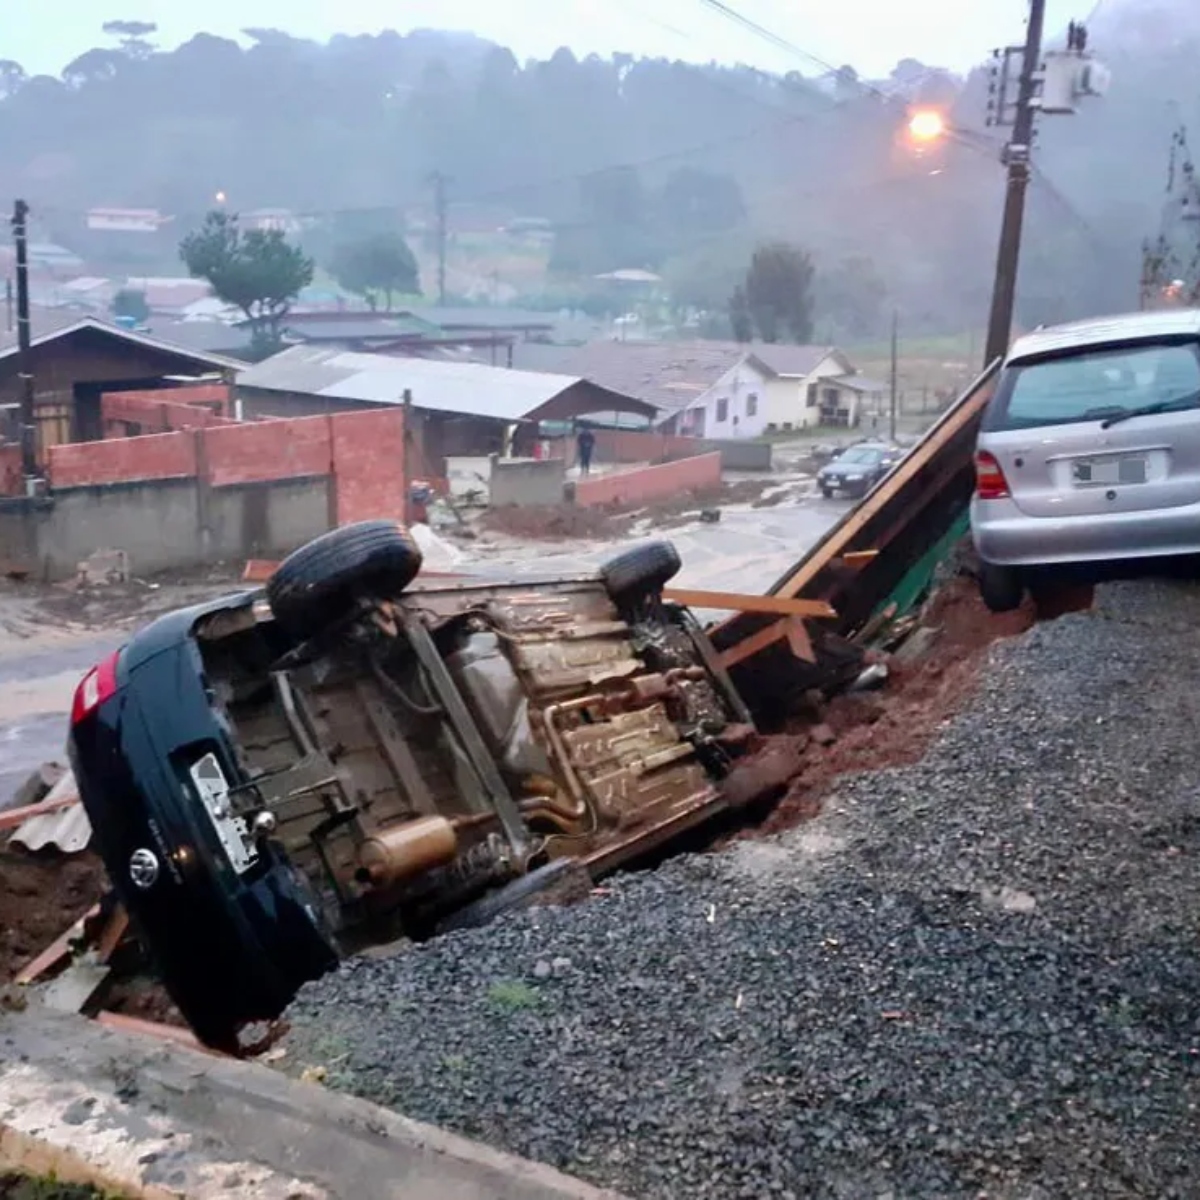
[978,562,1024,613]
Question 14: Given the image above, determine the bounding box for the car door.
[980,341,1200,519]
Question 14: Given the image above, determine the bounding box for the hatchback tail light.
[974,450,1011,501]
[71,651,121,724]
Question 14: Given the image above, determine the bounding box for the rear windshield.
[837,446,886,464]
[984,341,1200,431]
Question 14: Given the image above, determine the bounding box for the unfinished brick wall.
[203,418,332,487]
[330,409,407,524]
[574,451,722,508]
[102,385,236,435]
[46,408,408,524]
[49,431,199,487]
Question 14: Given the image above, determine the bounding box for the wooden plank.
[14,905,101,986]
[0,792,80,834]
[717,618,789,671]
[784,616,816,663]
[839,549,880,568]
[94,1012,227,1057]
[95,906,130,965]
[662,588,836,619]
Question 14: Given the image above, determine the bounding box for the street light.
[907,109,947,143]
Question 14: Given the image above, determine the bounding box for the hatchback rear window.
[837,447,886,464]
[984,341,1200,431]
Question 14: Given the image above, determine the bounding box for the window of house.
[716,397,728,422]
[765,422,777,432]
[746,393,758,417]
[806,383,818,408]
[823,386,839,408]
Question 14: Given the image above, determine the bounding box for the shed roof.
[0,314,248,370]
[236,344,655,422]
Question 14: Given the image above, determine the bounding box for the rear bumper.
[971,495,1200,566]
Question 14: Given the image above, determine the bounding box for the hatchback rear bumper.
[971,495,1200,565]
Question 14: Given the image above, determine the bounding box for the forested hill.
[0,14,1196,335]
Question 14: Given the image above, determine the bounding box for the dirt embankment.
[739,575,1036,838]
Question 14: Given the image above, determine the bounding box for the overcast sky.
[11,0,1095,81]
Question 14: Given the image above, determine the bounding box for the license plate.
[1072,455,1147,486]
[190,752,258,874]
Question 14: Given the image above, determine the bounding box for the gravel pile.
[284,580,1200,1199]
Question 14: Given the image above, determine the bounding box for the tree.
[111,288,149,323]
[659,167,745,237]
[814,256,888,339]
[62,48,126,88]
[741,241,815,344]
[330,231,421,309]
[180,211,313,351]
[0,59,26,100]
[729,286,753,343]
[102,20,158,59]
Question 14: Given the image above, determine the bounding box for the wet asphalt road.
[0,634,121,809]
[0,494,847,808]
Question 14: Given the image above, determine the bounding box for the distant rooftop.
[236,344,655,424]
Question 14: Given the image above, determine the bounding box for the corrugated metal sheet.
[236,344,622,422]
[1008,309,1200,363]
[9,771,93,855]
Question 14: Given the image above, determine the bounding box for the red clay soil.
[738,576,1037,839]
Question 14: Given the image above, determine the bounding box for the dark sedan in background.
[817,442,904,500]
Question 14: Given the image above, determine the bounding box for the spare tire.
[267,520,423,639]
[600,540,681,604]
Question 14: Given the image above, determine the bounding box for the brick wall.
[46,409,408,525]
[575,451,722,508]
[49,431,199,487]
[0,444,22,496]
[204,417,332,486]
[102,384,236,434]
[330,409,407,524]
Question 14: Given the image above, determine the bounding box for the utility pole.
[429,172,449,306]
[982,0,1047,367]
[10,200,38,484]
[888,309,898,442]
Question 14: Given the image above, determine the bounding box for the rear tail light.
[72,651,121,724]
[974,450,1010,501]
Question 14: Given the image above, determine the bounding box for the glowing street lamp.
[907,109,947,143]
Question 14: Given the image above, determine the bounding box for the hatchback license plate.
[1072,455,1147,486]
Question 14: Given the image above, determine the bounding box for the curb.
[0,1005,630,1200]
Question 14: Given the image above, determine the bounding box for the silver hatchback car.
[971,309,1200,611]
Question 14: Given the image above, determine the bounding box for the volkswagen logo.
[129,848,160,890]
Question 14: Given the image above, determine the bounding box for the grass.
[487,980,541,1012]
[0,1174,128,1200]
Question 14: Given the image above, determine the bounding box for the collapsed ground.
[281,578,1200,1199]
[1,572,1024,1030]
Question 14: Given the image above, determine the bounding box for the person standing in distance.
[575,424,596,476]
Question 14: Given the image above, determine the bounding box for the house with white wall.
[506,339,883,439]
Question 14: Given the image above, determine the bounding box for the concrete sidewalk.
[0,1006,629,1200]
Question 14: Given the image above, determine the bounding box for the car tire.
[435,860,591,934]
[600,540,681,604]
[267,520,423,640]
[820,486,834,499]
[978,562,1024,613]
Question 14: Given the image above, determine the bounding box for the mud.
[736,575,1037,839]
[0,848,107,984]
